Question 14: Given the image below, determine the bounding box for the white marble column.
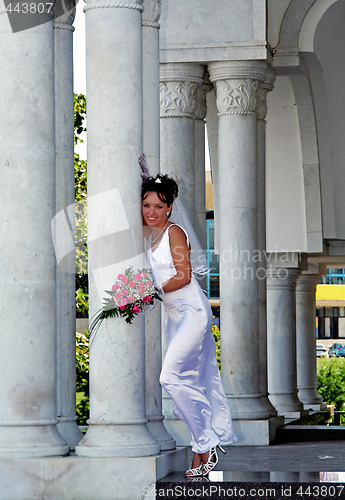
[159,62,205,442]
[142,0,175,451]
[194,80,209,250]
[257,69,277,417]
[75,0,159,457]
[54,0,84,451]
[208,61,270,421]
[267,254,304,417]
[160,62,205,229]
[0,5,68,456]
[296,265,324,409]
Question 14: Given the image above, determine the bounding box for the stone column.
[194,80,209,250]
[296,265,324,409]
[160,62,205,229]
[54,0,83,451]
[0,5,68,456]
[75,0,159,457]
[267,254,304,417]
[142,0,175,451]
[159,62,204,442]
[208,61,271,423]
[257,69,277,416]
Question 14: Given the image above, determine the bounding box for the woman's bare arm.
[160,225,192,293]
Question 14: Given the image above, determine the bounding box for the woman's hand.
[139,153,150,181]
[161,225,192,293]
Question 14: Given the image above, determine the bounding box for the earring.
[167,212,170,217]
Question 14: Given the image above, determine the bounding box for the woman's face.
[142,191,171,229]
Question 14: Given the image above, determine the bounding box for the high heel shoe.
[185,462,204,477]
[202,445,226,475]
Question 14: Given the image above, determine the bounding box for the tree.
[74,93,88,317]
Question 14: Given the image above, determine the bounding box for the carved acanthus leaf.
[142,0,160,27]
[160,81,198,118]
[216,79,259,116]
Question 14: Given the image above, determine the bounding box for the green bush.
[76,330,89,425]
[317,357,345,411]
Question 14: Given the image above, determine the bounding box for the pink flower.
[133,305,140,313]
[115,292,122,300]
[141,272,147,278]
[147,281,152,287]
[141,296,149,303]
[146,296,152,302]
[128,296,135,303]
[112,284,117,291]
[128,281,135,289]
[135,273,142,281]
[119,305,126,310]
[120,298,128,306]
[118,274,128,284]
[122,289,128,296]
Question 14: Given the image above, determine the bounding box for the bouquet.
[89,267,161,341]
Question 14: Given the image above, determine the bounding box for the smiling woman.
[140,164,236,478]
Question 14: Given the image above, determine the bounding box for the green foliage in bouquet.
[89,267,162,343]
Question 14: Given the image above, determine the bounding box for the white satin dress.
[147,223,236,454]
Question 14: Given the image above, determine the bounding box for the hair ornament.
[155,178,162,183]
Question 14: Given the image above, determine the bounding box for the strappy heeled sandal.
[202,445,226,475]
[185,462,204,477]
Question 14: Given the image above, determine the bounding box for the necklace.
[151,221,169,243]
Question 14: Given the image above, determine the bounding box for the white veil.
[170,198,209,276]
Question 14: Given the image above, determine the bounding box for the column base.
[227,394,272,420]
[57,416,84,451]
[281,410,310,423]
[146,415,176,451]
[163,417,284,446]
[302,402,328,411]
[0,420,69,458]
[75,420,160,457]
[268,393,304,415]
[0,448,187,500]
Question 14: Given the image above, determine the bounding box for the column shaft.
[142,0,175,451]
[296,270,324,408]
[267,261,303,415]
[257,71,276,416]
[54,2,84,450]
[159,62,204,437]
[0,9,68,456]
[76,0,159,457]
[209,61,270,419]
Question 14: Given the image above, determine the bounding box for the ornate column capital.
[208,61,267,117]
[257,67,276,121]
[84,0,143,13]
[54,0,76,31]
[142,0,160,28]
[160,63,205,119]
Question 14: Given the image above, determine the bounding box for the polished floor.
[156,441,345,499]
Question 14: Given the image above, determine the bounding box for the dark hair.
[141,174,179,208]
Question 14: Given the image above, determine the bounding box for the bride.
[140,155,236,477]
